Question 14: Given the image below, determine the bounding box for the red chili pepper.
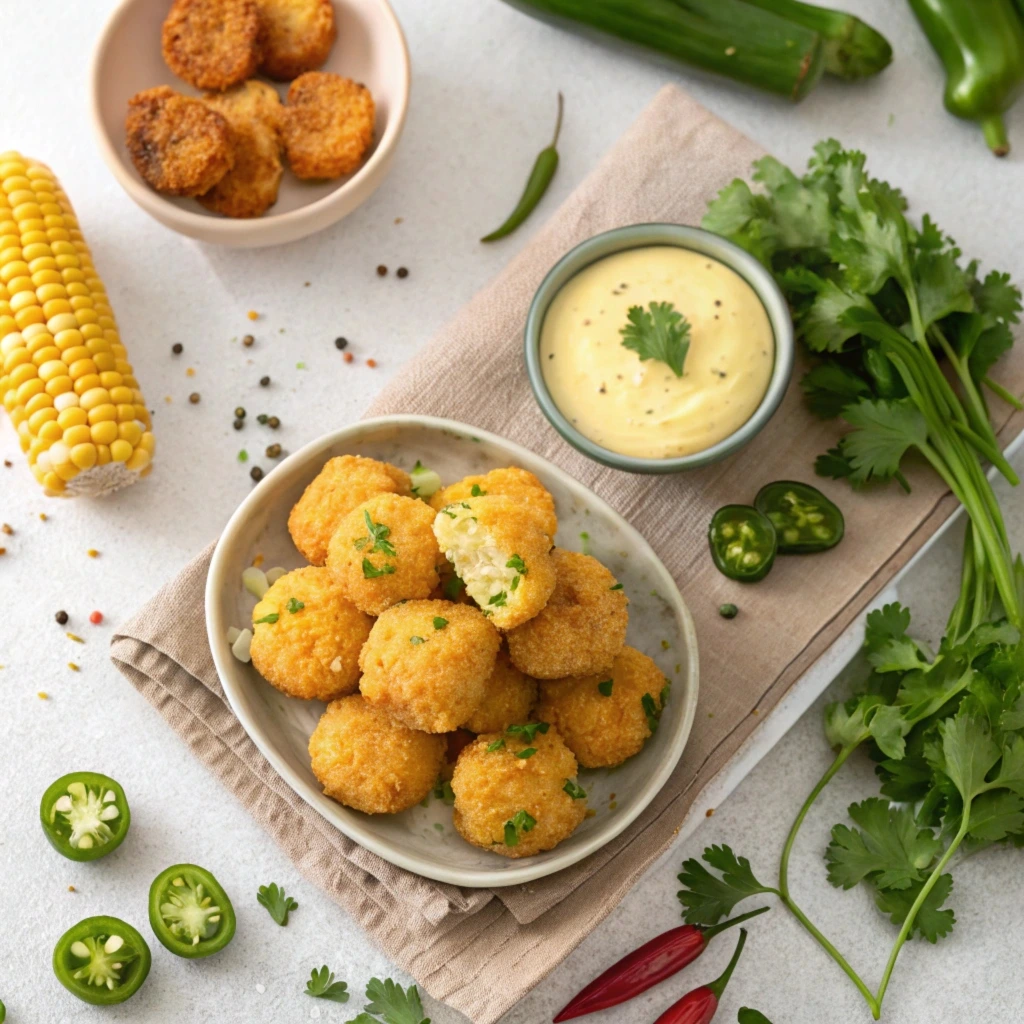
[653,928,748,1024]
[553,908,766,1021]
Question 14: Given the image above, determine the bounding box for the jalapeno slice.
[149,864,236,959]
[709,505,777,582]
[754,480,845,554]
[40,772,130,862]
[53,916,151,1005]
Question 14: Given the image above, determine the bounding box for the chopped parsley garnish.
[504,809,537,847]
[460,502,471,509]
[620,300,691,377]
[507,722,549,742]
[432,779,455,805]
[642,692,661,732]
[510,575,520,591]
[470,483,486,496]
[443,573,465,599]
[660,680,671,707]
[487,738,505,752]
[362,558,396,579]
[286,598,304,613]
[579,531,591,556]
[506,554,527,574]
[439,508,457,519]
[304,966,349,1003]
[563,779,587,800]
[354,510,396,556]
[410,636,425,645]
[433,616,448,630]
[254,612,279,625]
[256,882,298,926]
[610,583,624,591]
[515,747,537,759]
[489,591,508,607]
[598,679,614,697]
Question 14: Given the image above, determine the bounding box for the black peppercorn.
[334,337,348,350]
[171,343,183,355]
[233,419,244,430]
[250,466,264,481]
[55,610,69,625]
[397,267,409,279]
[260,376,270,386]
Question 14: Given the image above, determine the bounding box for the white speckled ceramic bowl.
[206,416,699,887]
[90,0,409,247]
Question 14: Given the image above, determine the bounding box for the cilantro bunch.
[704,140,1023,632]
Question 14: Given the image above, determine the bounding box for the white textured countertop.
[2,0,1024,1020]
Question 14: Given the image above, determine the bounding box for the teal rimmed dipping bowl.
[524,224,794,473]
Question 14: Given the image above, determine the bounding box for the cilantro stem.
[778,742,880,1018]
[982,375,1024,410]
[873,812,971,1012]
[946,522,976,643]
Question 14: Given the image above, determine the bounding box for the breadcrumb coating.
[328,494,441,615]
[257,0,336,80]
[463,648,538,734]
[433,495,555,630]
[506,549,628,679]
[535,646,667,768]
[126,86,233,197]
[250,566,372,701]
[161,0,262,91]
[359,600,500,732]
[309,696,445,814]
[288,455,411,566]
[451,728,586,858]
[430,467,557,541]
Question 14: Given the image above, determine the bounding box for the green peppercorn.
[719,603,739,619]
[257,413,268,424]
[234,407,246,419]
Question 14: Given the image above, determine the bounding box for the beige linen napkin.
[111,84,1024,1023]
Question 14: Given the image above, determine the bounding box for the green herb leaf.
[506,722,550,742]
[966,790,1024,842]
[470,484,486,496]
[305,966,349,1003]
[286,598,304,614]
[823,695,879,750]
[443,573,465,600]
[932,713,1000,804]
[840,398,928,487]
[486,738,505,752]
[361,510,397,556]
[432,617,448,630]
[677,845,777,926]
[801,361,872,418]
[642,692,660,732]
[256,882,298,926]
[619,301,691,377]
[873,874,955,943]
[410,636,425,645]
[488,591,508,607]
[738,1010,774,1024]
[610,583,624,591]
[362,559,396,579]
[597,679,614,697]
[515,747,537,759]
[563,779,587,800]
[504,809,537,847]
[350,977,430,1024]
[506,554,527,574]
[254,613,279,625]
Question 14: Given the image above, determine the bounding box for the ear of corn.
[0,152,154,496]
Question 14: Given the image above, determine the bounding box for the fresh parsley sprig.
[619,301,691,377]
[305,966,349,1003]
[256,882,298,926]
[348,978,430,1024]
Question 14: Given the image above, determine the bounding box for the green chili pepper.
[0,997,5,1022]
[53,916,151,1005]
[148,864,236,959]
[708,505,777,582]
[40,772,131,862]
[754,480,845,554]
[908,0,1024,156]
[481,93,563,242]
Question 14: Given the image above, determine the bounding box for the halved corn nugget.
[126,86,234,198]
[200,82,284,218]
[0,153,154,496]
[162,0,262,91]
[430,467,558,541]
[257,0,336,80]
[282,72,375,180]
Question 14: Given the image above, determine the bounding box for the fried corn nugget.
[463,648,539,735]
[289,455,411,566]
[506,549,629,679]
[250,566,372,702]
[126,86,234,197]
[200,81,284,218]
[433,495,556,631]
[430,467,558,541]
[327,494,441,615]
[257,0,336,80]
[309,695,446,814]
[282,72,375,180]
[535,646,667,768]
[451,728,587,858]
[162,0,262,91]
[359,600,500,733]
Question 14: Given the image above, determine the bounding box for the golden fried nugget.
[328,493,441,615]
[200,81,284,218]
[309,696,446,814]
[535,646,667,768]
[162,0,262,91]
[463,648,538,735]
[430,467,558,541]
[250,566,372,702]
[359,600,500,733]
[282,72,375,179]
[125,86,234,197]
[452,728,587,858]
[433,495,556,630]
[289,455,411,566]
[257,0,336,80]
[506,549,629,679]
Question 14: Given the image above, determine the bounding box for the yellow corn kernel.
[0,154,154,496]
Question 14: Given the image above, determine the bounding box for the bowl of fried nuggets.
[207,416,699,886]
[90,0,409,246]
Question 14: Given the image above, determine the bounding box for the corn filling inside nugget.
[161,0,263,91]
[126,86,234,197]
[430,467,558,541]
[257,0,337,80]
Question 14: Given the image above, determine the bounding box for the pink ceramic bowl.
[90,0,410,247]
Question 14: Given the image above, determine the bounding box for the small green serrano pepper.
[53,916,151,1005]
[148,864,236,958]
[481,93,563,242]
[40,772,131,862]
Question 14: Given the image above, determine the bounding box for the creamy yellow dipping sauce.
[540,246,775,459]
